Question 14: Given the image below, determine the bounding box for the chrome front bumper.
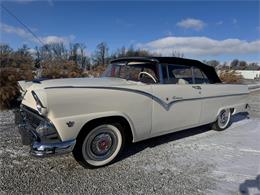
[31,139,76,157]
[15,106,76,157]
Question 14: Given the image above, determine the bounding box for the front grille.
[20,105,45,128]
[19,105,60,143]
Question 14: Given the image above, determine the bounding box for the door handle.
[192,86,201,90]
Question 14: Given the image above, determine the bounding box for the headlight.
[36,121,59,141]
[31,91,47,115]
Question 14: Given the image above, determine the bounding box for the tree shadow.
[116,112,250,163]
[239,175,260,194]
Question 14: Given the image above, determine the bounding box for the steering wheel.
[138,72,157,83]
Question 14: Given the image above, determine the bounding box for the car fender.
[51,111,136,142]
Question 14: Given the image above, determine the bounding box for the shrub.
[219,70,243,84]
[41,60,83,79]
[0,67,34,109]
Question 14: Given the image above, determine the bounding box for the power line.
[1,4,45,46]
[1,4,62,59]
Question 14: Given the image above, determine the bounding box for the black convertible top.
[110,57,221,83]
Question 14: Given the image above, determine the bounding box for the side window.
[193,67,209,84]
[161,64,193,84]
[127,66,142,81]
[168,64,193,84]
[127,65,158,83]
[143,67,157,80]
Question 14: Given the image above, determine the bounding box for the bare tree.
[230,59,239,69]
[171,50,184,58]
[238,61,247,70]
[0,44,13,55]
[93,42,109,66]
[205,60,220,68]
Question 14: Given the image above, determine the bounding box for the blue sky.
[1,0,260,62]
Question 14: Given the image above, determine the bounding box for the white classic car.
[16,57,249,168]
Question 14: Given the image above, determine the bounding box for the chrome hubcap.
[91,133,113,156]
[218,109,230,127]
[220,111,228,123]
[83,125,120,162]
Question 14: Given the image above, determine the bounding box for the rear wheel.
[73,123,124,168]
[212,109,231,131]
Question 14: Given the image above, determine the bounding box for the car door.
[191,66,221,125]
[151,64,202,136]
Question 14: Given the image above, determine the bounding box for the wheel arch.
[77,115,135,144]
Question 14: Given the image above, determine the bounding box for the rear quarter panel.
[199,84,249,124]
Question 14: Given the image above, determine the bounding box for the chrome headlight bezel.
[31,91,47,115]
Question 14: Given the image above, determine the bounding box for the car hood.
[19,77,142,92]
[19,77,144,110]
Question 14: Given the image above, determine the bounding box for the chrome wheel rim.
[91,133,113,156]
[84,126,118,161]
[218,109,230,129]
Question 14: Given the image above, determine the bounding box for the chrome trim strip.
[31,90,45,108]
[45,86,248,111]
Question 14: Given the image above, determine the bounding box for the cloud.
[138,36,260,57]
[1,23,31,39]
[232,18,238,24]
[1,23,74,45]
[176,18,206,31]
[39,35,74,44]
[28,48,36,54]
[164,30,173,36]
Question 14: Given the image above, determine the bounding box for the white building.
[236,70,260,80]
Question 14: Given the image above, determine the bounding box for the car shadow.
[231,112,250,124]
[239,175,260,194]
[117,124,211,163]
[116,112,250,164]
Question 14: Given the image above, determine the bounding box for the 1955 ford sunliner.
[16,57,249,168]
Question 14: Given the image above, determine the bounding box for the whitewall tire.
[212,109,231,131]
[73,123,124,168]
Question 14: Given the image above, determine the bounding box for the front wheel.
[211,109,231,131]
[73,123,124,168]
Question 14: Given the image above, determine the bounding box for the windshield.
[102,62,159,84]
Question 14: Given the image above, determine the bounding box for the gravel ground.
[0,91,260,195]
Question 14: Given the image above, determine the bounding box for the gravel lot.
[1,91,260,195]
